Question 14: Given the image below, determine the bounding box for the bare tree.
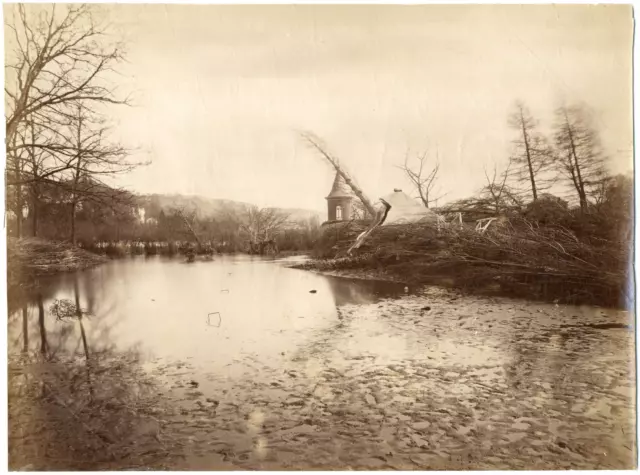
[7,112,78,236]
[4,4,136,242]
[507,101,554,201]
[397,149,446,208]
[553,103,608,212]
[5,4,128,150]
[61,104,132,244]
[482,159,522,215]
[238,206,290,254]
[174,206,203,246]
[24,117,46,236]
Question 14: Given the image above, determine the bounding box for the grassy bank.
[8,238,107,301]
[296,220,632,309]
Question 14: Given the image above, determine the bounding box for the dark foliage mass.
[7,189,323,256]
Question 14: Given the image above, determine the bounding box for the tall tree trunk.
[15,181,22,239]
[13,132,23,238]
[563,111,588,211]
[70,104,83,245]
[520,119,538,201]
[30,116,39,237]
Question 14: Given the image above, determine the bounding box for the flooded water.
[8,255,637,470]
[9,255,411,367]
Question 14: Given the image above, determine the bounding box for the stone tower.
[326,172,354,221]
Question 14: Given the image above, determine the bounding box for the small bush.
[523,194,570,226]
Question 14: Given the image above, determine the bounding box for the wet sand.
[147,287,636,470]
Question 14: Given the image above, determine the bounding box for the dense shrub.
[523,194,570,225]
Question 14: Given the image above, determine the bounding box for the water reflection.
[37,294,48,357]
[8,276,170,470]
[9,256,409,372]
[325,276,411,306]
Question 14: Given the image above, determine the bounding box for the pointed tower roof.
[326,172,355,199]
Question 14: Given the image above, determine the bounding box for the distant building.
[378,189,438,225]
[325,171,355,222]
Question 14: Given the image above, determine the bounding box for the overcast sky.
[98,4,633,211]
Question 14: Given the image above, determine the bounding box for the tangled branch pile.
[309,218,631,308]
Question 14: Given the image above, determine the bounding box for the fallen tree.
[304,217,631,308]
[300,131,377,217]
[300,132,396,255]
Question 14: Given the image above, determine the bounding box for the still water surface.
[9,255,410,370]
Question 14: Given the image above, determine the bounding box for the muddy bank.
[8,238,107,306]
[291,258,490,292]
[292,257,630,309]
[143,289,635,470]
[291,260,405,284]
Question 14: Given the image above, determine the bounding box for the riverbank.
[7,238,107,304]
[300,220,632,309]
[291,259,406,283]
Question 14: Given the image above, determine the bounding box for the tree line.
[5,4,139,243]
[4,5,322,255]
[399,100,632,241]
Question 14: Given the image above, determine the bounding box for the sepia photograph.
[4,2,636,471]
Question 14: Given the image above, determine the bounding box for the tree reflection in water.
[8,278,175,470]
[325,276,409,307]
[21,305,28,354]
[37,294,48,357]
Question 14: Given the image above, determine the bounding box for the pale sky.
[61,5,639,210]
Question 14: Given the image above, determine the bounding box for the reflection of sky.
[8,257,408,371]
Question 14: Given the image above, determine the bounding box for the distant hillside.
[274,207,323,223]
[137,194,249,219]
[137,194,322,224]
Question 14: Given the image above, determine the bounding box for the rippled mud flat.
[8,352,174,470]
[145,288,636,470]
